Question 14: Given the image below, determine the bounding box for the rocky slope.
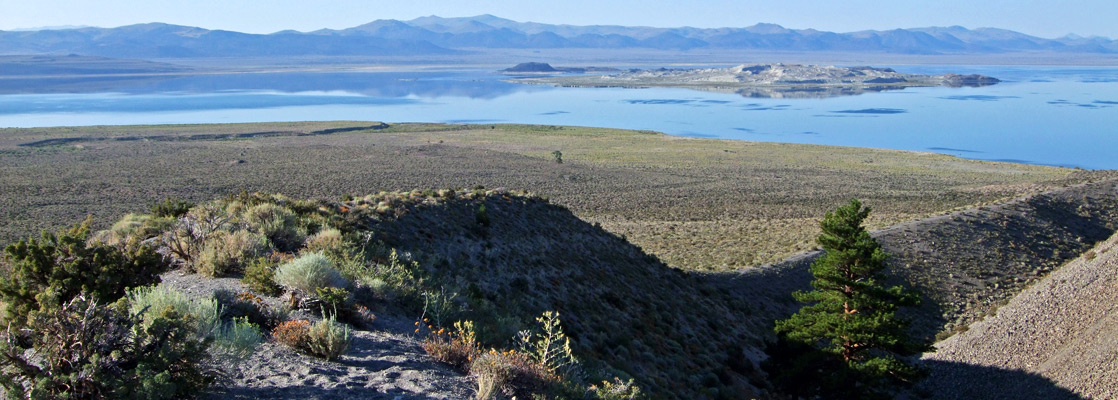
[515,64,999,98]
[711,176,1118,344]
[157,273,474,400]
[918,231,1118,399]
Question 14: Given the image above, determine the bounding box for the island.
[511,63,1000,98]
[500,62,620,75]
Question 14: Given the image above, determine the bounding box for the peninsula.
[513,63,1000,98]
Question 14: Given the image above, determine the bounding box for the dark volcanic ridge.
[500,62,619,74]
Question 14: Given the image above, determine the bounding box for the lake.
[1,65,1115,169]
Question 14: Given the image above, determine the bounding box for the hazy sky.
[2,0,1114,39]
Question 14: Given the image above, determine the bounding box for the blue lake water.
[1,65,1115,169]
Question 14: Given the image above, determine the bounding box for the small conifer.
[773,199,929,398]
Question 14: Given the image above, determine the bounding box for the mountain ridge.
[1,15,1115,58]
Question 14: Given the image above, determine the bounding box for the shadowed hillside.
[345,190,767,398]
[710,176,1118,344]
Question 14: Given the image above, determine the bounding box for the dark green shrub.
[242,256,283,296]
[213,290,287,332]
[151,197,195,218]
[0,295,211,399]
[243,203,304,251]
[475,204,491,228]
[0,218,165,328]
[314,287,351,313]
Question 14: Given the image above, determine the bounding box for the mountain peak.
[745,23,792,34]
[4,17,1114,57]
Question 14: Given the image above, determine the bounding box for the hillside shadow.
[762,339,1085,399]
[360,194,766,397]
[913,360,1084,400]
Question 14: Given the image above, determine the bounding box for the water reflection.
[0,67,1115,169]
[0,71,540,99]
[730,85,921,99]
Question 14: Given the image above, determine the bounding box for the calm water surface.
[1,65,1115,169]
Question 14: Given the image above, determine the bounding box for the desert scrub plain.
[2,122,1118,398]
[0,121,1090,271]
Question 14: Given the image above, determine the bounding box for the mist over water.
[1,66,1115,169]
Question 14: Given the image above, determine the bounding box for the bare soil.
[157,273,474,400]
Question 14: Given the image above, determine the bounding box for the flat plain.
[0,121,1088,270]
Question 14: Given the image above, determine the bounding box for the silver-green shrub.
[305,314,352,361]
[274,252,349,294]
[212,317,264,363]
[127,286,222,340]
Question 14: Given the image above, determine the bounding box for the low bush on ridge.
[0,295,212,399]
[421,312,640,399]
[23,191,651,398]
[0,220,261,399]
[274,252,349,295]
[196,230,272,277]
[0,217,163,329]
[270,317,352,361]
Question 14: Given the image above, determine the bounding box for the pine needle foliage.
[773,199,929,398]
[0,217,164,329]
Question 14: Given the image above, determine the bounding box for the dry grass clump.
[470,349,557,399]
[196,230,271,277]
[91,212,174,245]
[270,316,352,361]
[304,228,345,255]
[420,320,480,371]
[421,312,622,399]
[305,315,353,361]
[272,320,312,348]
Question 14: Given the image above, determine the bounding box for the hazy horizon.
[2,0,1115,40]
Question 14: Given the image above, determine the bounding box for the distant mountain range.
[2,14,1115,58]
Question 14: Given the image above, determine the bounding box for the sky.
[1,0,1115,39]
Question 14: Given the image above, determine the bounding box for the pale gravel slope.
[920,232,1118,399]
[157,273,474,400]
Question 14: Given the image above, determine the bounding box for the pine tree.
[773,199,929,397]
